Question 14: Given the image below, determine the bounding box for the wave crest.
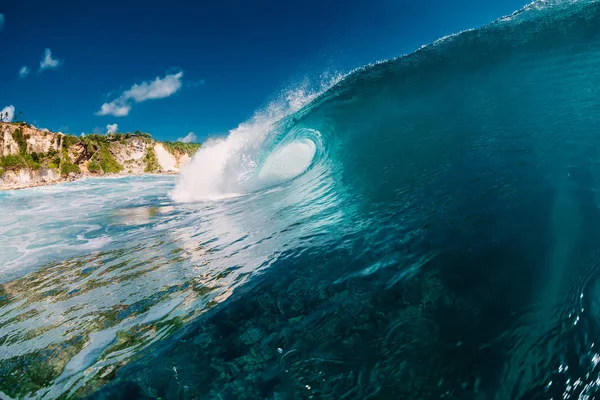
[171,75,341,202]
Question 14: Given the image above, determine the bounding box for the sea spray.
[171,75,342,201]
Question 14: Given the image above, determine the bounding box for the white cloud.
[106,123,118,134]
[0,14,4,32]
[98,102,131,117]
[40,48,61,70]
[19,66,30,79]
[124,72,183,102]
[1,105,15,122]
[96,72,183,117]
[177,132,197,143]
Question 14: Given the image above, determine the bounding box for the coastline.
[0,122,199,191]
[0,170,180,191]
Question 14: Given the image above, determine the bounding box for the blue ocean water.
[3,1,600,398]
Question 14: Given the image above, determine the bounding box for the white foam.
[0,176,175,279]
[255,139,316,189]
[171,75,342,202]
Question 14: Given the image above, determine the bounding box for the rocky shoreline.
[0,122,199,190]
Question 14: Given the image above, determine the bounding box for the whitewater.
[3,1,600,399]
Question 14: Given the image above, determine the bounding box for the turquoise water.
[4,1,600,398]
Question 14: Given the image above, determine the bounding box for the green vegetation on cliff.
[87,157,102,173]
[144,148,160,173]
[162,141,201,156]
[61,134,80,149]
[62,133,125,174]
[60,150,81,175]
[0,126,201,180]
[0,128,46,171]
[13,128,29,154]
[98,145,123,174]
[1,154,28,169]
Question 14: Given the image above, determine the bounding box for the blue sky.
[0,0,528,142]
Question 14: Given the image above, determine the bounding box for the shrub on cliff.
[85,134,108,144]
[87,158,101,173]
[0,154,41,170]
[61,135,80,149]
[1,155,28,170]
[99,146,123,174]
[162,141,201,156]
[144,148,160,173]
[60,150,80,175]
[30,152,42,164]
[61,161,80,175]
[12,128,29,154]
[22,154,40,169]
[50,153,61,168]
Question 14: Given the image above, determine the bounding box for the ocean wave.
[3,1,600,398]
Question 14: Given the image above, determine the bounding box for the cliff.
[0,123,200,189]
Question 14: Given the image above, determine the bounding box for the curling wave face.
[155,1,600,398]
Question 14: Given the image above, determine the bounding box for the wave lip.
[171,76,341,203]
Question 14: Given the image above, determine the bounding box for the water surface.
[4,1,600,398]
